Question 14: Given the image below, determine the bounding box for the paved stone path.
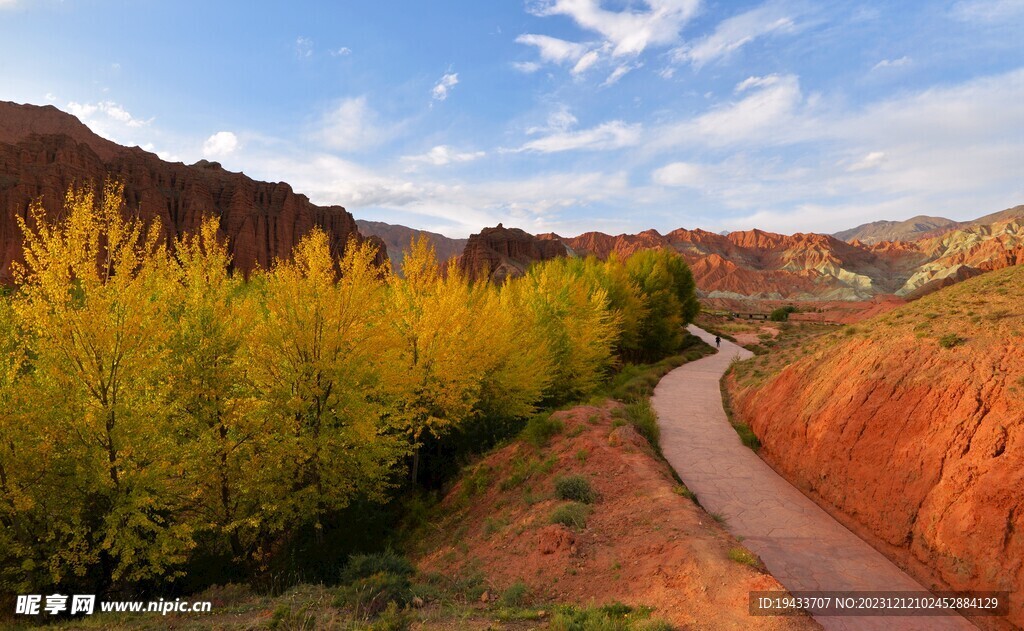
[652,325,976,631]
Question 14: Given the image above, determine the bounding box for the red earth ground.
[414,402,820,630]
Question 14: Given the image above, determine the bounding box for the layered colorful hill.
[542,221,1024,301]
[0,101,379,283]
[727,266,1024,630]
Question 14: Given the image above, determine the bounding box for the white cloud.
[402,145,485,167]
[0,0,17,8]
[654,74,807,148]
[202,131,239,158]
[331,47,352,56]
[317,97,388,151]
[515,34,594,65]
[527,106,579,136]
[572,50,602,75]
[872,56,911,71]
[735,74,782,92]
[512,61,542,73]
[44,92,56,101]
[601,63,639,86]
[432,72,459,101]
[951,0,1024,21]
[847,151,886,172]
[65,100,154,143]
[295,36,314,58]
[518,120,642,153]
[652,162,707,187]
[671,2,797,68]
[529,0,700,57]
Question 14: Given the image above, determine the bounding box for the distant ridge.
[835,205,1024,244]
[356,219,466,273]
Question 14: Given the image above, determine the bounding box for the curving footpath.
[652,325,976,631]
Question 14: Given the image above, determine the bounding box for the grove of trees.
[0,182,701,596]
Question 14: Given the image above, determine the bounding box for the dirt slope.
[729,264,1024,630]
[414,402,819,630]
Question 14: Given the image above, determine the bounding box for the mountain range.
[1,99,1022,302]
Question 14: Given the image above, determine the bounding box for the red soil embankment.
[415,402,819,630]
[730,264,1024,631]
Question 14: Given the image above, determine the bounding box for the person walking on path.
[715,335,721,348]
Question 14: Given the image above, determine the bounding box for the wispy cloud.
[653,74,808,148]
[518,120,642,153]
[601,63,639,86]
[315,97,391,151]
[517,0,699,80]
[951,0,1024,21]
[401,145,485,167]
[528,0,700,57]
[64,100,155,144]
[432,72,459,101]
[295,36,314,58]
[671,2,798,68]
[872,56,911,71]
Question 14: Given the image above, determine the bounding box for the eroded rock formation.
[0,101,381,282]
[729,266,1024,630]
[456,224,568,283]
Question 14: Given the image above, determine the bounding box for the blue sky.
[2,0,1024,237]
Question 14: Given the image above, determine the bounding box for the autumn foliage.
[0,183,700,594]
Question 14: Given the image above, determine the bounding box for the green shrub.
[938,333,964,348]
[549,502,591,529]
[501,580,529,607]
[623,399,660,449]
[554,475,596,504]
[334,571,412,618]
[769,306,796,322]
[269,604,317,630]
[342,551,415,583]
[371,601,411,631]
[522,413,564,447]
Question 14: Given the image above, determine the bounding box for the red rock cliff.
[0,101,381,282]
[456,224,568,283]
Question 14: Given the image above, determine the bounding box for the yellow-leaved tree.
[246,229,404,545]
[166,217,263,562]
[387,236,523,481]
[12,180,193,586]
[505,258,621,404]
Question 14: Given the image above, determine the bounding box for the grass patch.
[623,399,660,450]
[500,455,557,491]
[554,475,596,504]
[342,551,416,583]
[605,333,714,401]
[549,602,669,631]
[672,484,696,502]
[938,333,965,348]
[720,371,761,452]
[549,502,592,530]
[728,547,761,568]
[521,413,564,447]
[500,580,529,607]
